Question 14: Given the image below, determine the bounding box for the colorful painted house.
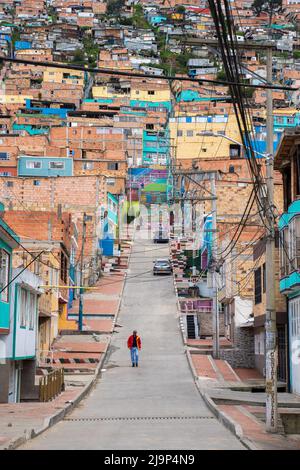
[25,99,75,119]
[143,129,170,166]
[0,267,43,403]
[275,129,300,395]
[0,206,19,335]
[18,156,73,177]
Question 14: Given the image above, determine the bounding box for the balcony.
[279,200,300,293]
[178,298,212,314]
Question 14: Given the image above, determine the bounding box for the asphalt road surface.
[21,238,245,450]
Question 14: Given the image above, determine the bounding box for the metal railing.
[39,368,65,402]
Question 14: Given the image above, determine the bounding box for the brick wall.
[0,175,107,270]
[197,312,225,336]
[220,327,255,368]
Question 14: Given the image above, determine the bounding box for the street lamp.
[196,131,270,159]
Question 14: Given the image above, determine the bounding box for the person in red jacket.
[127,330,141,367]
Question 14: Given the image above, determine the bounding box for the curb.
[3,344,109,451]
[185,346,257,451]
[170,255,257,451]
[3,241,134,451]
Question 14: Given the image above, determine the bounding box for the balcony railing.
[179,298,212,314]
[39,368,65,402]
[280,237,300,278]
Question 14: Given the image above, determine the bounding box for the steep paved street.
[21,238,244,450]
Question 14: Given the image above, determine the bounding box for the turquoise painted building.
[13,124,50,136]
[143,129,170,166]
[129,100,172,112]
[0,209,19,334]
[18,156,73,177]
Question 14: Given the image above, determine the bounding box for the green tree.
[252,1,283,28]
[217,69,227,81]
[176,6,185,15]
[132,4,151,29]
[293,50,300,60]
[107,0,125,16]
[72,49,85,64]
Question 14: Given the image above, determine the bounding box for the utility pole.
[265,45,278,432]
[211,173,219,359]
[172,168,219,355]
[78,212,87,332]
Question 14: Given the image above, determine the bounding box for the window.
[177,130,183,137]
[19,288,27,327]
[148,90,155,95]
[33,180,40,186]
[26,161,41,169]
[107,178,116,185]
[60,252,68,284]
[34,260,41,276]
[146,124,154,130]
[107,162,119,170]
[230,144,241,159]
[29,292,35,330]
[282,163,292,211]
[254,267,262,304]
[6,181,13,187]
[82,162,94,170]
[49,161,65,170]
[0,250,10,303]
[187,130,193,137]
[263,263,266,293]
[0,152,9,160]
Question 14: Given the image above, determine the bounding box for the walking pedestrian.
[127,330,141,367]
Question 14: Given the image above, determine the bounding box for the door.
[289,298,300,395]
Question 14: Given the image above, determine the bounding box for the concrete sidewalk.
[187,351,300,450]
[0,237,133,450]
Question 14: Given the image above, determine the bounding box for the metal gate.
[277,326,287,383]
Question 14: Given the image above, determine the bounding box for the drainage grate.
[64,416,215,422]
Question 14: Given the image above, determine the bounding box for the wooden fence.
[39,368,65,402]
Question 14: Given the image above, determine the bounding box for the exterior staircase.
[186,315,196,339]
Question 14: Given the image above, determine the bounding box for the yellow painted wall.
[58,303,78,331]
[0,95,33,104]
[43,68,85,85]
[92,85,127,99]
[130,87,171,102]
[169,113,242,160]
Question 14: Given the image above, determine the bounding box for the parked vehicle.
[153,259,172,275]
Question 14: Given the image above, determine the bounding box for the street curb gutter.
[185,350,258,451]
[172,261,257,451]
[4,345,108,450]
[4,241,134,451]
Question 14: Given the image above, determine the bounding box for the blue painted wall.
[25,99,71,119]
[18,156,73,177]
